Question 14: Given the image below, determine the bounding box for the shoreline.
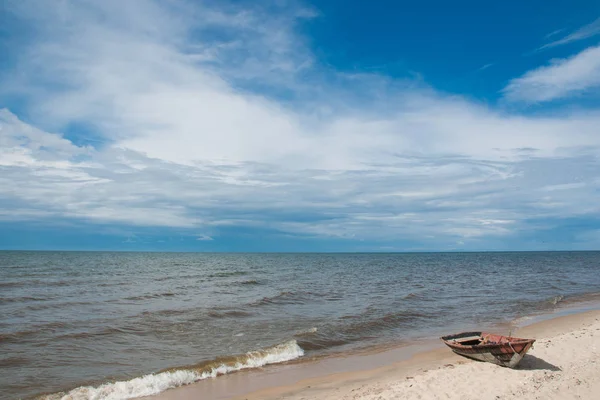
[149,301,600,400]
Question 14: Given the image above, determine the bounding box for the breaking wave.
[37,340,304,400]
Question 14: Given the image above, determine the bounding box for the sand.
[152,309,600,400]
[321,313,600,400]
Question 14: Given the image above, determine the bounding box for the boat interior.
[452,335,486,346]
[441,331,505,346]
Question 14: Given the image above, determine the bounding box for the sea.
[1,251,600,400]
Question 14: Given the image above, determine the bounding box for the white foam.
[198,340,304,379]
[296,327,318,335]
[44,340,304,400]
[49,370,200,400]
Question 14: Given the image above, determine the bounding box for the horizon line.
[1,249,599,254]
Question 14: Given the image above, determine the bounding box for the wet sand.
[150,307,600,400]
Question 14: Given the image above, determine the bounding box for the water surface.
[1,251,599,399]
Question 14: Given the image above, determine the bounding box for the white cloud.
[503,45,600,102]
[1,1,600,248]
[541,17,600,49]
[196,235,214,241]
[2,105,600,246]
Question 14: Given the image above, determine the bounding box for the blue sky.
[1,0,600,251]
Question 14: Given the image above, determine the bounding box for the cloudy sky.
[1,0,600,251]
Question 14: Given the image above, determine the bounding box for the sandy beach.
[152,309,600,400]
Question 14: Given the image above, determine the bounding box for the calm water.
[1,251,600,399]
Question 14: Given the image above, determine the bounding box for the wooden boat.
[441,331,535,368]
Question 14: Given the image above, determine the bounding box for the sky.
[1,0,600,252]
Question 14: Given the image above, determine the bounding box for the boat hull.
[441,331,535,368]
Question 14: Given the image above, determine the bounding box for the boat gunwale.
[440,331,535,350]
